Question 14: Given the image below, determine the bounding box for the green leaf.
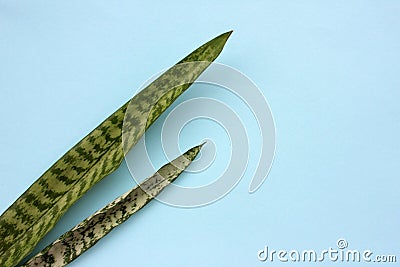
[23,144,203,267]
[0,31,232,267]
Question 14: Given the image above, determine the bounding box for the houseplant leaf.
[23,144,203,267]
[0,31,232,267]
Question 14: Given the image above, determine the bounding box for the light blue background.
[1,1,399,266]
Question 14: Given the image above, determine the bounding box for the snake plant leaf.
[0,31,232,267]
[23,144,202,267]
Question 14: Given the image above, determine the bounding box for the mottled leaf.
[23,144,202,267]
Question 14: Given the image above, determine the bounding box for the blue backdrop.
[0,1,399,266]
